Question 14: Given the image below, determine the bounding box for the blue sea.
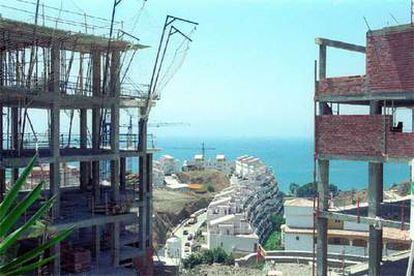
[151,137,410,193]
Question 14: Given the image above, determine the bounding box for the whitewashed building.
[159,154,180,175]
[206,156,283,254]
[281,198,410,256]
[152,161,165,187]
[183,154,234,175]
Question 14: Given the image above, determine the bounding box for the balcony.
[316,25,414,103]
[317,75,366,96]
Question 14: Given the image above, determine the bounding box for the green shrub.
[206,185,215,193]
[183,247,235,269]
[0,155,73,275]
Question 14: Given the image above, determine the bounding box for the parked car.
[185,242,191,247]
[184,247,190,253]
[183,230,188,235]
[187,234,193,241]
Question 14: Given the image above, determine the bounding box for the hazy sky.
[3,0,412,138]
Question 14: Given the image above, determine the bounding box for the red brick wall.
[316,115,390,157]
[317,75,366,95]
[366,29,414,92]
[387,132,414,158]
[316,114,414,159]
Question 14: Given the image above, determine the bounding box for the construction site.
[0,0,197,275]
[314,19,414,276]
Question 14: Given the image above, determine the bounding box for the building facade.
[282,198,410,257]
[206,156,283,254]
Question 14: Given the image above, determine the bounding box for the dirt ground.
[179,263,316,276]
[176,169,230,192]
[152,169,230,248]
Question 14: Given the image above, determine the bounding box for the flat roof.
[0,17,148,52]
[284,198,314,207]
[210,214,235,226]
[209,196,231,207]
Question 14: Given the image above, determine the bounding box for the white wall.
[283,232,402,257]
[208,233,259,254]
[344,221,369,232]
[284,205,313,228]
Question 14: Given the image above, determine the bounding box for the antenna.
[363,16,371,31]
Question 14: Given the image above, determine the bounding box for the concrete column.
[108,50,121,267]
[138,116,148,251]
[368,162,383,276]
[368,100,383,276]
[120,157,126,192]
[11,107,19,183]
[319,45,327,79]
[79,108,89,191]
[92,51,101,203]
[317,159,329,276]
[94,225,101,264]
[112,222,120,266]
[316,43,330,276]
[110,50,120,202]
[49,44,61,220]
[50,109,61,218]
[146,153,153,248]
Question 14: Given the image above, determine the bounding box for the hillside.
[176,169,230,192]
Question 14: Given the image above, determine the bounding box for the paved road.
[174,211,207,258]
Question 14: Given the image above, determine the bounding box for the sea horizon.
[152,136,410,193]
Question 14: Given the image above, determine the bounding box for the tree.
[206,185,215,193]
[290,182,339,198]
[289,183,300,196]
[0,155,73,275]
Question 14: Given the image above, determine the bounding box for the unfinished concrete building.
[314,24,414,275]
[0,17,155,274]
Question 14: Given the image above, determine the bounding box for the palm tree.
[0,155,73,275]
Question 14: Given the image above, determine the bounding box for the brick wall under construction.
[316,114,414,158]
[366,27,414,93]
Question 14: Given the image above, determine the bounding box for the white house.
[152,161,165,187]
[281,198,410,256]
[159,155,180,175]
[183,154,234,175]
[206,156,283,254]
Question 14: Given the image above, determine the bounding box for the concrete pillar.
[11,107,19,183]
[368,162,383,276]
[146,153,153,248]
[319,45,327,79]
[368,100,383,276]
[94,225,101,264]
[120,157,126,192]
[92,51,101,203]
[138,116,148,251]
[110,50,120,203]
[112,222,120,266]
[79,108,89,191]
[105,49,121,268]
[49,44,61,274]
[316,44,329,276]
[49,44,61,220]
[317,159,329,276]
